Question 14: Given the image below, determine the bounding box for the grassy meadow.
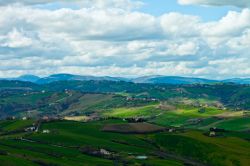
[0,119,249,166]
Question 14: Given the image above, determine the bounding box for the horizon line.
[1,73,250,81]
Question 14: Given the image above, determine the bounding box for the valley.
[0,80,249,165]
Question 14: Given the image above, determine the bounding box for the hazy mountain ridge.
[2,74,250,85]
[132,76,219,84]
[222,78,250,84]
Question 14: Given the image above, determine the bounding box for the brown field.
[102,123,165,134]
[64,116,90,122]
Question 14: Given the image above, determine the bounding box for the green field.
[102,104,247,130]
[103,104,162,118]
[0,120,34,132]
[154,131,250,166]
[0,119,249,166]
[0,81,250,165]
[0,120,184,166]
[203,117,250,131]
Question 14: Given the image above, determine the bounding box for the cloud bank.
[0,1,249,78]
[178,0,250,8]
[0,0,143,10]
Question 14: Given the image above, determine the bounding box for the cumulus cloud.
[0,1,250,78]
[0,0,81,6]
[202,9,250,36]
[178,0,250,8]
[0,28,33,48]
[0,0,143,10]
[161,12,201,37]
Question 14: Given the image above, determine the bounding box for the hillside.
[0,80,250,119]
[0,80,249,166]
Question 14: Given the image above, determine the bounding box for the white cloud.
[0,28,33,48]
[200,9,250,50]
[0,1,250,78]
[0,0,144,10]
[227,29,250,50]
[178,0,250,8]
[78,0,144,10]
[161,12,201,37]
[202,9,250,37]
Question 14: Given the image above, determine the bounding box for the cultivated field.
[102,123,165,134]
[0,119,249,166]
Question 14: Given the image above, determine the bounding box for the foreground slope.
[0,119,249,166]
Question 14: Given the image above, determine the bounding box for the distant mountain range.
[132,76,218,84]
[1,74,250,85]
[35,74,129,84]
[1,74,129,84]
[222,78,250,85]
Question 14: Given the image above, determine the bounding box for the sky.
[0,0,250,79]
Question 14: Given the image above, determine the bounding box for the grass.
[0,155,37,166]
[60,94,114,115]
[150,112,190,127]
[183,131,250,165]
[0,120,34,132]
[174,106,226,117]
[1,92,54,105]
[207,117,250,131]
[103,104,162,118]
[102,103,247,132]
[30,120,154,153]
[154,131,250,166]
[149,108,224,128]
[150,105,237,128]
[1,120,183,165]
[0,119,249,165]
[0,139,113,166]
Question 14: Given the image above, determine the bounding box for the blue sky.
[37,0,241,21]
[140,0,240,21]
[0,0,249,78]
